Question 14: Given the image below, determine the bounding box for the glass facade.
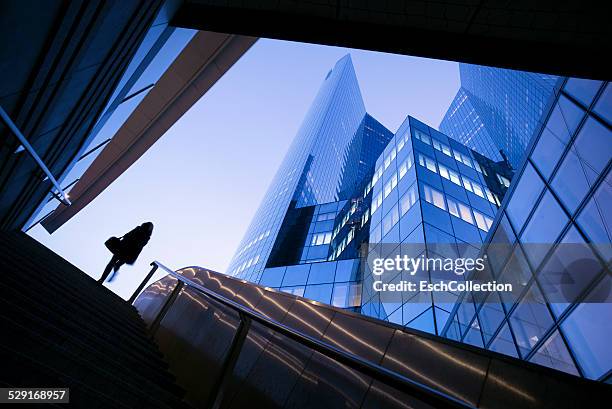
[360,116,512,335]
[228,54,610,383]
[228,55,392,282]
[443,78,611,382]
[440,64,558,169]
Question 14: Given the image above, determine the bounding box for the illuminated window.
[424,185,446,210]
[418,154,437,173]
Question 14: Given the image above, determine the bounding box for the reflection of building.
[440,64,558,168]
[443,78,612,381]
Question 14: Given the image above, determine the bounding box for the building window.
[371,192,383,214]
[398,156,413,179]
[414,129,431,145]
[332,282,362,308]
[473,210,492,231]
[497,174,511,188]
[372,166,383,186]
[311,232,332,246]
[400,184,418,216]
[384,147,397,170]
[485,188,498,205]
[432,138,453,157]
[458,201,474,224]
[418,153,437,173]
[383,174,398,198]
[382,205,399,236]
[439,164,461,186]
[454,151,473,168]
[317,212,335,221]
[447,197,460,218]
[423,185,446,210]
[472,182,485,198]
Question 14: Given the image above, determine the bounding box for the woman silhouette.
[99,222,154,283]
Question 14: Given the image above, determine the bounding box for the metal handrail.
[141,261,475,409]
[0,106,71,206]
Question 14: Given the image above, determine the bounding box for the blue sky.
[28,37,459,299]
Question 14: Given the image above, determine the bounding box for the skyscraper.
[229,55,611,382]
[443,78,611,381]
[231,55,513,330]
[440,64,558,168]
[227,55,392,283]
[360,115,513,335]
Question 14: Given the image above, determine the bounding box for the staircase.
[0,230,189,409]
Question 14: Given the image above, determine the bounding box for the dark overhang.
[171,0,610,80]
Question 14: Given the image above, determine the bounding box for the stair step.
[1,314,186,409]
[0,231,191,409]
[0,234,140,317]
[0,291,174,385]
[0,261,154,352]
[0,249,147,333]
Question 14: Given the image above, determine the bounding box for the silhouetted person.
[99,222,154,283]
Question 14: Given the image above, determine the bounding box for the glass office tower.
[440,64,558,169]
[228,55,392,283]
[443,78,611,382]
[360,116,512,335]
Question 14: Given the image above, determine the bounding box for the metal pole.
[128,263,159,304]
[0,106,71,206]
[208,311,252,409]
[148,280,184,337]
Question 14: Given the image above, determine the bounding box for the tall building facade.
[230,55,611,382]
[443,78,611,382]
[360,116,512,335]
[440,64,558,168]
[227,55,392,282]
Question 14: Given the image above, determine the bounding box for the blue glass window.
[281,286,305,297]
[335,259,360,282]
[407,308,436,335]
[539,227,602,318]
[259,267,285,287]
[331,282,361,308]
[531,127,567,180]
[529,330,579,376]
[506,163,544,233]
[561,275,612,379]
[577,179,612,262]
[573,117,611,178]
[551,149,590,214]
[545,96,584,144]
[478,292,506,343]
[564,78,603,107]
[497,246,532,307]
[307,262,336,285]
[463,321,484,347]
[282,264,310,287]
[489,323,519,358]
[488,214,516,276]
[304,283,334,304]
[509,284,554,357]
[521,191,568,268]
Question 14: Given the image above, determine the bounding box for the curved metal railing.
[133,261,475,409]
